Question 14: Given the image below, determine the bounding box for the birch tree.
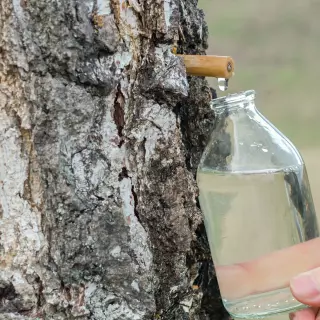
[0,0,228,319]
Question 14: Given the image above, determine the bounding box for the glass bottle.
[197,90,320,318]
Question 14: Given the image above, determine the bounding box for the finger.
[291,267,320,306]
[215,237,320,300]
[290,307,318,320]
[316,309,320,320]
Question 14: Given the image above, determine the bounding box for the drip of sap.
[218,78,229,91]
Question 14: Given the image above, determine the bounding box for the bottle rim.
[210,89,256,110]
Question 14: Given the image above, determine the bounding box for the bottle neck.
[211,90,256,115]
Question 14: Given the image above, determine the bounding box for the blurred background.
[199,0,320,213]
[198,1,320,319]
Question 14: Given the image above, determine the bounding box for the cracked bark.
[0,0,230,319]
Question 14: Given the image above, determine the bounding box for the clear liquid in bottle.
[197,90,320,318]
[197,166,319,318]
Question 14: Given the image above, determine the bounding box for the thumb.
[290,267,320,306]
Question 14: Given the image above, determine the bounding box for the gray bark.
[0,0,229,319]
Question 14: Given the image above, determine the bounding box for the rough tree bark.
[0,0,229,319]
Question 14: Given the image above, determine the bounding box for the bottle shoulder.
[199,108,303,173]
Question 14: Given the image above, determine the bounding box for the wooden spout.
[177,55,235,79]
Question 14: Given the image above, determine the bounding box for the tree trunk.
[0,0,229,319]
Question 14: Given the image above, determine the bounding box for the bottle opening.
[211,90,256,110]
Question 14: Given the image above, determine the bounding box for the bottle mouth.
[211,90,256,110]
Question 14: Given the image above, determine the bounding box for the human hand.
[289,268,320,320]
[212,238,320,319]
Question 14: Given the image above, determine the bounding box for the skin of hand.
[290,267,320,320]
[215,238,320,301]
[211,238,320,320]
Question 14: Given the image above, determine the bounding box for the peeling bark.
[0,0,229,319]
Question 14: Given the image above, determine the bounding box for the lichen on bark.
[0,0,229,319]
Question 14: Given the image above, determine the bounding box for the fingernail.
[291,269,320,300]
